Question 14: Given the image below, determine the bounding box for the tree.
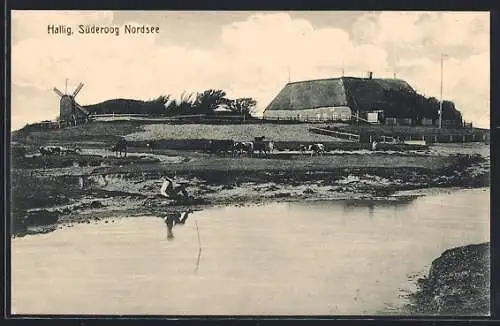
[164,92,195,116]
[153,95,171,105]
[193,89,230,115]
[178,92,195,115]
[228,97,257,117]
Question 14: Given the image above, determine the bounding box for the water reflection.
[368,204,374,219]
[163,209,194,240]
[162,209,202,273]
[343,197,416,208]
[12,188,489,315]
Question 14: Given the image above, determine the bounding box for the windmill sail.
[73,82,84,97]
[55,79,90,126]
[53,87,64,97]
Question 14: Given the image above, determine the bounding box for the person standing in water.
[160,176,190,200]
[163,209,194,240]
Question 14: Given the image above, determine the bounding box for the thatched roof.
[265,78,347,111]
[342,77,416,112]
[264,77,415,112]
[264,76,464,120]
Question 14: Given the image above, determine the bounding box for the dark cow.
[51,146,62,155]
[233,141,254,156]
[39,147,51,156]
[301,143,325,156]
[254,139,274,157]
[207,139,235,155]
[110,139,127,157]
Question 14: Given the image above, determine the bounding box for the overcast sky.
[11,11,489,130]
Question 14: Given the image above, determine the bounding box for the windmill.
[53,79,90,127]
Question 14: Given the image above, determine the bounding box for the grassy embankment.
[407,242,490,316]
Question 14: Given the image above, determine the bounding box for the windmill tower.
[53,79,90,127]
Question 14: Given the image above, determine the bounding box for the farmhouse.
[263,73,464,126]
[263,77,352,122]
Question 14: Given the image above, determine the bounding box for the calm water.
[12,188,490,315]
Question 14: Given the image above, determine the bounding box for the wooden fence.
[309,127,360,142]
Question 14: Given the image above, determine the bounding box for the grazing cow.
[207,139,235,155]
[61,147,82,155]
[233,141,254,156]
[310,143,325,156]
[39,147,51,156]
[301,143,325,156]
[39,146,62,156]
[51,146,62,155]
[254,140,274,157]
[110,139,127,157]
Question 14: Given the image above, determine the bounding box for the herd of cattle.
[38,146,82,156]
[36,140,129,157]
[17,137,328,160]
[208,136,274,156]
[207,136,326,157]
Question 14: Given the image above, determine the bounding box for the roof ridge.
[287,76,343,85]
[287,76,405,85]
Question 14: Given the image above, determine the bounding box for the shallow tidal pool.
[12,188,489,315]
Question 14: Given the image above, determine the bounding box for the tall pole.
[439,54,446,129]
[287,63,291,83]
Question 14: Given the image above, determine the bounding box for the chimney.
[367,71,373,79]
